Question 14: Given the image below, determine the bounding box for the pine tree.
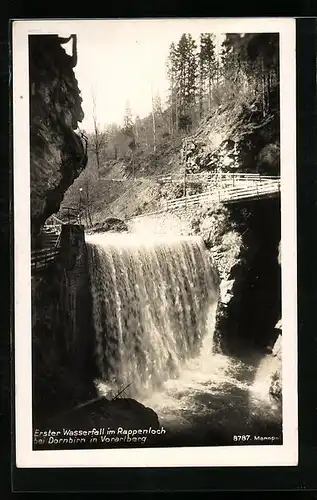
[220,33,279,117]
[151,87,157,153]
[169,34,198,132]
[186,34,198,123]
[153,93,163,118]
[166,42,179,135]
[123,101,134,137]
[239,33,279,116]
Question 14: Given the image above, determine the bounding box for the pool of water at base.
[140,349,282,447]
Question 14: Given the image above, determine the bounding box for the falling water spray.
[86,233,219,399]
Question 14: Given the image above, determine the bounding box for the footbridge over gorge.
[167,171,279,207]
[134,171,281,218]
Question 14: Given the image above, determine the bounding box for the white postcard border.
[13,17,297,468]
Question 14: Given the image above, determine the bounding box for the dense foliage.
[81,32,279,172]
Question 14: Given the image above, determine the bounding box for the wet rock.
[220,279,235,304]
[275,318,282,331]
[32,225,98,420]
[269,370,282,402]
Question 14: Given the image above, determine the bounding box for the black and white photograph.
[13,18,297,468]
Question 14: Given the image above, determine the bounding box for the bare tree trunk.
[149,85,157,153]
[152,115,156,153]
[84,181,93,227]
[88,207,93,227]
[216,59,219,86]
[183,139,187,197]
[92,91,105,179]
[267,71,271,110]
[199,66,204,118]
[261,56,266,117]
[169,109,173,137]
[170,75,175,137]
[95,144,100,179]
[131,150,135,179]
[175,95,179,133]
[208,67,212,111]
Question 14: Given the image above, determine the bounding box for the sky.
[60,19,226,132]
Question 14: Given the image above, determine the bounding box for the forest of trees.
[167,32,279,134]
[83,33,279,177]
[60,32,279,224]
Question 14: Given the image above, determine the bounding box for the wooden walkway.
[31,173,280,260]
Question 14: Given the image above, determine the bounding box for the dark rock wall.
[214,196,281,356]
[29,35,88,239]
[32,225,97,425]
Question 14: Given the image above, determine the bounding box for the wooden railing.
[164,178,280,211]
[31,247,60,271]
[131,177,280,220]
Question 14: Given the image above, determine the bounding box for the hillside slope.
[60,85,279,225]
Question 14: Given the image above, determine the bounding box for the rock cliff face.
[181,88,280,178]
[29,35,88,239]
[32,225,98,424]
[173,93,281,359]
[213,197,281,356]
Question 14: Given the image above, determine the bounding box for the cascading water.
[85,231,282,447]
[86,233,219,399]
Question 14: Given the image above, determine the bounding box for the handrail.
[31,248,60,270]
[129,176,281,219]
[166,191,279,208]
[97,172,280,183]
[31,247,60,257]
[31,248,60,258]
[157,173,280,181]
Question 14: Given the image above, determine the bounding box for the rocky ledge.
[29,35,88,240]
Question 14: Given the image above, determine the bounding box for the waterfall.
[86,233,219,399]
